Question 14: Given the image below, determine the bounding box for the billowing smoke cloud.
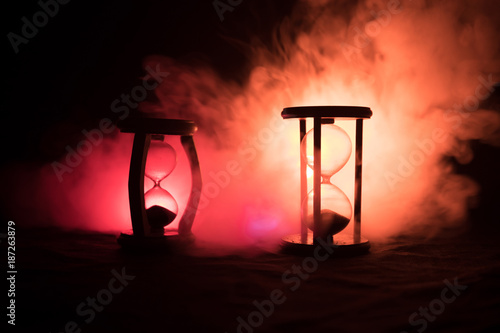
[4,0,499,246]
[138,0,500,243]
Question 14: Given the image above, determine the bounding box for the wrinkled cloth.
[13,228,500,333]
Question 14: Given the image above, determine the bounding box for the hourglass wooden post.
[354,118,363,244]
[281,106,372,256]
[312,116,323,245]
[117,117,201,249]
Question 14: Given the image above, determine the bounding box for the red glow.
[144,186,178,215]
[3,0,499,248]
[243,203,281,240]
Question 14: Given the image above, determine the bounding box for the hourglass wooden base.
[281,233,370,257]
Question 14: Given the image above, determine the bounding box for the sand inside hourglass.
[147,205,177,231]
[305,209,351,237]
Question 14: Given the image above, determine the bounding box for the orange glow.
[301,124,352,178]
[4,0,499,248]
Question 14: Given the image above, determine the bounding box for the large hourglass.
[117,117,202,250]
[281,106,372,256]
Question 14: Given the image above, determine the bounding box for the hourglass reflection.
[118,117,202,249]
[282,106,372,255]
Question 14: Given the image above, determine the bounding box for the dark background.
[2,2,500,250]
[1,0,298,164]
[2,0,498,231]
[1,1,500,332]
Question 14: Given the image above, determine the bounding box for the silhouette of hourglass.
[144,135,178,235]
[117,117,202,250]
[301,120,353,241]
[281,106,372,256]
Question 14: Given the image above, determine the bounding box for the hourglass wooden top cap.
[119,117,198,135]
[281,106,372,119]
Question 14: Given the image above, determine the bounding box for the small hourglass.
[281,106,372,256]
[144,135,178,235]
[117,117,202,250]
[301,120,353,242]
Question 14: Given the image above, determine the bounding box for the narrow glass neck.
[145,176,166,188]
[321,175,332,184]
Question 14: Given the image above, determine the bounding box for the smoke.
[140,0,499,243]
[4,0,500,246]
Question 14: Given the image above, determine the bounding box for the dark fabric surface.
[8,227,500,333]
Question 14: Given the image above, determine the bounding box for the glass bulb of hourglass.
[301,123,352,178]
[302,183,352,238]
[300,123,353,238]
[144,138,178,234]
[145,139,176,180]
